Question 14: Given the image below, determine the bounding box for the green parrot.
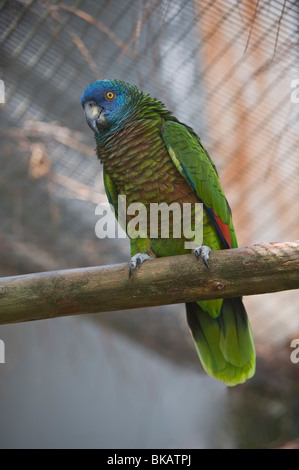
[81,79,255,386]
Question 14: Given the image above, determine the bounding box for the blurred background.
[0,0,299,448]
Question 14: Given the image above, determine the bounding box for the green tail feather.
[186,298,255,386]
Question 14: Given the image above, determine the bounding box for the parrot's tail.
[186,298,255,386]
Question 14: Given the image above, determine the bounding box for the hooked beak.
[84,101,106,133]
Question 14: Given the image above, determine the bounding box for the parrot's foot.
[129,253,153,278]
[194,245,212,269]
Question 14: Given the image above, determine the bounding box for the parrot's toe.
[194,245,212,269]
[129,253,153,278]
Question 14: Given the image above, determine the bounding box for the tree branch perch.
[0,241,298,325]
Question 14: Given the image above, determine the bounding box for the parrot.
[81,79,255,386]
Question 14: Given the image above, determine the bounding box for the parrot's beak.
[84,101,106,133]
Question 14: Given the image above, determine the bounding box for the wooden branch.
[0,241,298,325]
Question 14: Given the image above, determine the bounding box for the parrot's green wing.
[162,120,255,386]
[162,120,237,249]
[103,167,119,214]
[103,166,124,230]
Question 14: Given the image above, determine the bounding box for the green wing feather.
[162,120,237,248]
[103,167,119,215]
[103,167,127,236]
[162,120,255,386]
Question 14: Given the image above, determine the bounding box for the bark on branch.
[0,241,298,325]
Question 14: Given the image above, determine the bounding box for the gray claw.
[194,245,212,269]
[129,253,152,278]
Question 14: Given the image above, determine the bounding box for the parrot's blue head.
[81,79,142,134]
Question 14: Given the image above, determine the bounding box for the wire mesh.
[0,0,298,360]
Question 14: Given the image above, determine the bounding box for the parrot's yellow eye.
[105,91,115,100]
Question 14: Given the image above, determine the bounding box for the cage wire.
[0,0,298,365]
